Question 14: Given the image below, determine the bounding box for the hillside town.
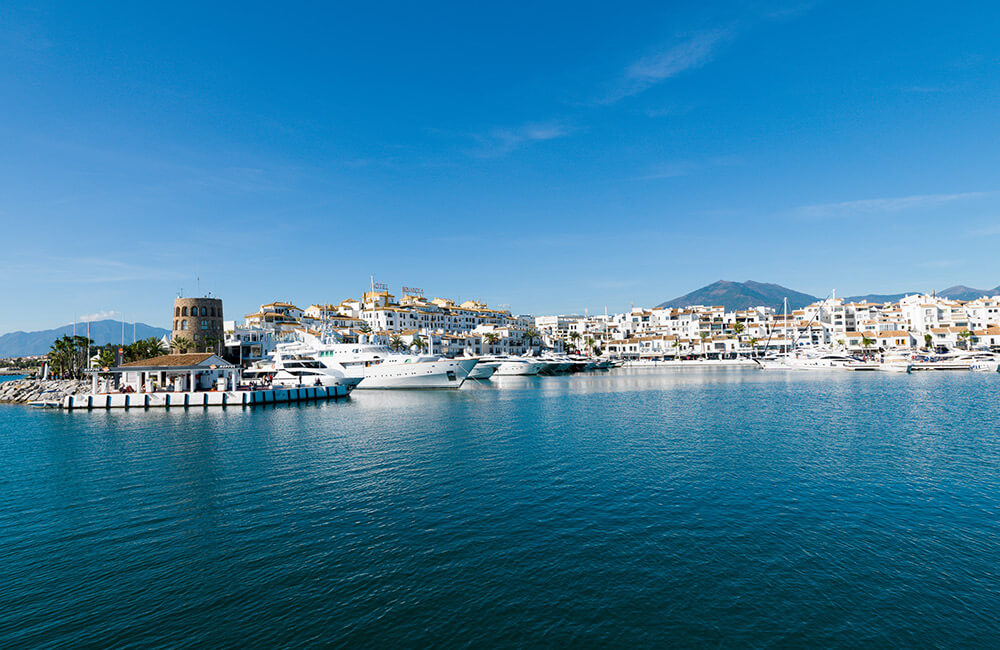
[9,283,1000,377]
[220,285,1000,362]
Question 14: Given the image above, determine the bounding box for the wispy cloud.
[602,28,734,104]
[0,256,184,284]
[643,104,696,118]
[795,192,991,219]
[966,222,1000,237]
[469,122,570,157]
[637,155,742,180]
[78,310,121,323]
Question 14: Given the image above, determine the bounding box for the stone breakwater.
[0,379,90,404]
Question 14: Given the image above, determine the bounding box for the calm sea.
[2,368,999,647]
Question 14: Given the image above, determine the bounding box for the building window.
[182,306,188,316]
[175,307,180,317]
[181,320,188,330]
[201,306,207,316]
[202,320,208,330]
[174,319,178,330]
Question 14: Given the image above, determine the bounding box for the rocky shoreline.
[0,378,90,404]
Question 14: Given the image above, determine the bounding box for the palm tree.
[410,335,427,353]
[483,332,499,350]
[47,336,70,378]
[861,335,875,353]
[584,336,595,354]
[71,335,93,377]
[203,335,220,355]
[96,348,116,369]
[358,322,372,335]
[923,333,933,349]
[699,331,709,357]
[958,329,972,350]
[171,336,194,354]
[524,327,541,350]
[749,337,759,357]
[389,335,405,352]
[733,322,745,335]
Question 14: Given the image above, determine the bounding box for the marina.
[4,368,1000,646]
[3,2,1000,644]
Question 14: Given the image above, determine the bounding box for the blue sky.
[3,1,1000,331]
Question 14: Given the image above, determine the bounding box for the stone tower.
[172,297,224,353]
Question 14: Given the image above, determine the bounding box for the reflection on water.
[2,368,1000,646]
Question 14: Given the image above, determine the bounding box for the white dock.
[61,385,352,410]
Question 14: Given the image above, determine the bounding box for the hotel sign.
[403,286,424,295]
[373,282,388,291]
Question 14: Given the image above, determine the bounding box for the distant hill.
[937,285,998,301]
[841,292,915,304]
[655,280,818,312]
[843,285,1000,304]
[0,320,169,357]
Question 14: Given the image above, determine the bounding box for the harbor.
[5,366,1000,647]
[6,282,1000,411]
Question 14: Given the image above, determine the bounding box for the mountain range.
[0,320,169,358]
[656,281,1000,313]
[655,281,819,312]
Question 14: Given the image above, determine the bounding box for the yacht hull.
[353,358,478,389]
[494,361,545,376]
[467,363,497,379]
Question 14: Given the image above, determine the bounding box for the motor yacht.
[759,349,862,370]
[466,362,497,379]
[879,350,913,374]
[280,332,477,389]
[243,353,363,389]
[480,355,546,376]
[912,350,1000,371]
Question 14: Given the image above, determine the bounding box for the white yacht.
[879,350,913,374]
[466,362,497,380]
[243,354,363,389]
[280,332,477,389]
[913,350,1000,371]
[760,350,862,370]
[481,355,546,376]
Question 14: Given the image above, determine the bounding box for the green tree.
[733,322,745,335]
[584,336,595,354]
[410,335,427,353]
[699,331,709,356]
[524,327,541,350]
[958,329,972,349]
[171,336,194,354]
[923,333,933,349]
[389,335,405,352]
[47,335,94,378]
[47,336,71,377]
[96,348,116,368]
[861,335,875,352]
[358,322,372,335]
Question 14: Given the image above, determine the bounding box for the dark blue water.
[2,368,999,647]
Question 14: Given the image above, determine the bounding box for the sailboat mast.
[783,297,788,352]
